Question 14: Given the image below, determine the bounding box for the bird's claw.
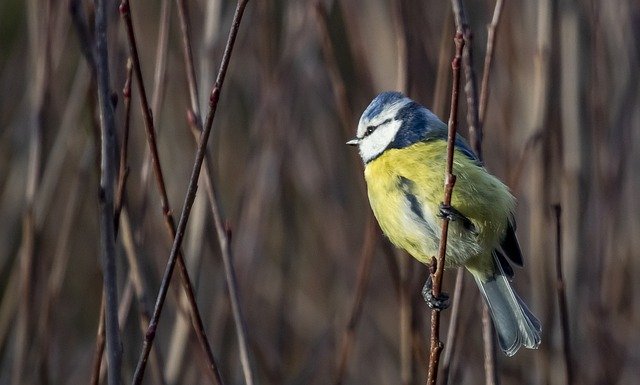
[422,276,450,311]
[438,203,477,234]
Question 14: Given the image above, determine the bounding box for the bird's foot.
[422,275,450,310]
[438,203,477,234]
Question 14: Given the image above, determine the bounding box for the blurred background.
[1,0,639,384]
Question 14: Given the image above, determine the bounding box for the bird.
[347,91,541,356]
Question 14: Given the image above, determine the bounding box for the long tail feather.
[472,255,542,356]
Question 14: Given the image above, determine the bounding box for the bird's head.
[347,91,448,163]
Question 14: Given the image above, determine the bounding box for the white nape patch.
[356,98,411,162]
[359,119,402,162]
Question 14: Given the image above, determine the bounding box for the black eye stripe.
[363,118,392,138]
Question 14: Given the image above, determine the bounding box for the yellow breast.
[364,141,515,273]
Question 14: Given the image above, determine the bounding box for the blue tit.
[347,91,541,356]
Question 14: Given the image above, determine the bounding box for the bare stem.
[439,267,465,385]
[478,0,505,381]
[176,0,202,127]
[118,0,220,382]
[553,205,573,385]
[114,59,133,234]
[176,1,254,382]
[186,113,255,385]
[482,305,498,385]
[479,0,504,125]
[451,0,482,159]
[130,0,250,383]
[333,218,378,385]
[94,0,123,383]
[90,295,107,385]
[426,32,464,385]
[313,2,353,137]
[452,1,500,383]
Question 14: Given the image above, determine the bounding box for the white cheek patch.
[359,119,402,162]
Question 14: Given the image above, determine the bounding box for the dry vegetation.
[1,0,639,384]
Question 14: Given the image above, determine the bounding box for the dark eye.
[365,126,375,136]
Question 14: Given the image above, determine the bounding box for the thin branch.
[151,0,172,117]
[482,305,498,385]
[94,0,123,382]
[553,205,573,385]
[186,111,255,385]
[478,0,504,125]
[69,0,95,75]
[439,268,465,385]
[38,142,92,382]
[89,295,107,385]
[313,2,353,137]
[113,209,169,385]
[114,59,132,233]
[14,0,51,382]
[426,32,464,385]
[90,58,132,384]
[433,13,464,385]
[136,0,171,231]
[451,0,482,159]
[118,0,220,382]
[392,0,409,94]
[313,4,382,382]
[452,1,499,383]
[333,218,378,385]
[176,0,202,127]
[176,7,250,381]
[477,2,505,380]
[130,0,250,383]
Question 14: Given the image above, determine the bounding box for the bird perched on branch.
[348,91,541,356]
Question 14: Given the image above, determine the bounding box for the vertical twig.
[176,0,202,127]
[439,267,465,385]
[186,111,256,385]
[553,205,573,385]
[432,13,465,385]
[90,295,107,385]
[13,0,51,383]
[333,219,378,385]
[392,0,409,94]
[426,32,464,385]
[452,1,499,383]
[481,305,498,385]
[130,1,250,383]
[479,0,504,124]
[38,143,92,382]
[392,2,412,383]
[136,0,171,230]
[151,0,172,116]
[313,2,353,138]
[119,209,167,384]
[90,59,133,384]
[450,0,482,158]
[94,0,123,383]
[114,59,132,232]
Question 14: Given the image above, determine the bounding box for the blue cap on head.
[363,91,406,121]
[354,91,480,164]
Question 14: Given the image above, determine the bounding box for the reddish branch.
[129,0,250,383]
[118,1,222,382]
[426,32,464,385]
